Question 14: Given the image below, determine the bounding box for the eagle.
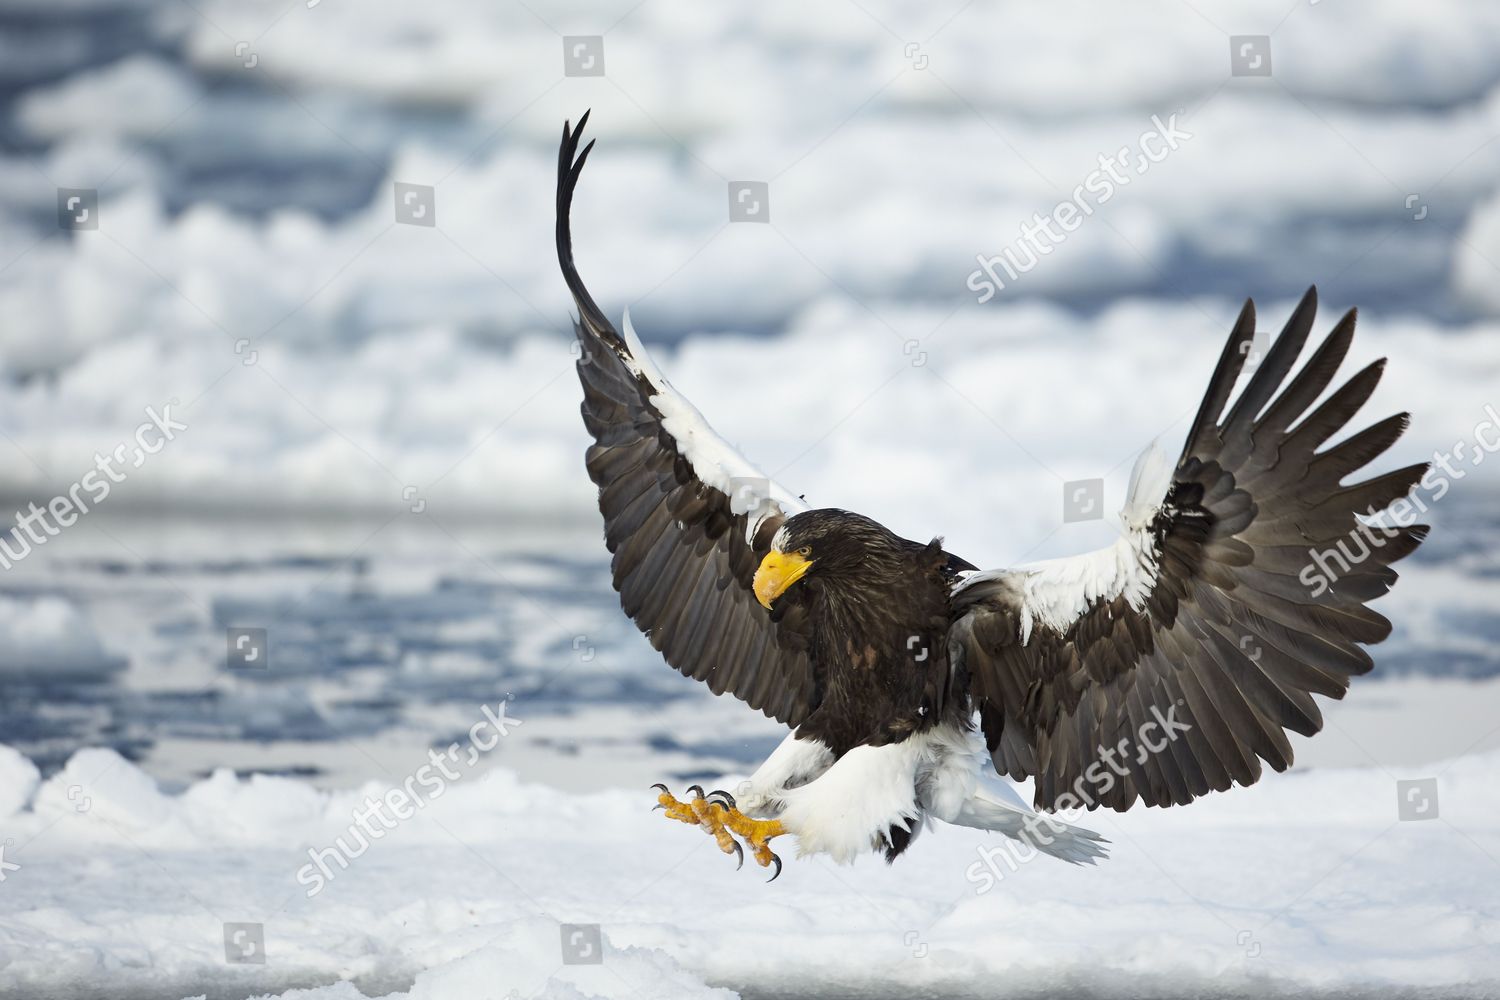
[556,112,1428,880]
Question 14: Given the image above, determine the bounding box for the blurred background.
[2,0,1499,798]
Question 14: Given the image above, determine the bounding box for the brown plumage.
[764,509,975,757]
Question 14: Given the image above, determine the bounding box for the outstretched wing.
[558,112,821,726]
[950,288,1429,811]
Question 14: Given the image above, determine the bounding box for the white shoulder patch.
[621,310,809,541]
[954,439,1172,641]
[1013,531,1161,637]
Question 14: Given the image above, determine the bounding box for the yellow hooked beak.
[753,550,812,610]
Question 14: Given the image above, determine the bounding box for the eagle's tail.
[948,787,1111,866]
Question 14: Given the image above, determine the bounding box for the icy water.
[0,510,796,789]
[2,488,1497,790]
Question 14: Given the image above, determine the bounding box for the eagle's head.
[753,508,906,610]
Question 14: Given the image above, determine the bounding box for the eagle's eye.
[796,545,812,558]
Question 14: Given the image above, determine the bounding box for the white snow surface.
[0,296,1493,571]
[0,744,1496,999]
[2,0,1499,552]
[0,594,123,679]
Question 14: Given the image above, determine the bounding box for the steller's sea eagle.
[556,112,1429,880]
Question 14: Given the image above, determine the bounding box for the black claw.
[730,840,744,871]
[652,804,664,812]
[706,789,737,810]
[766,853,782,882]
[687,784,705,799]
[650,783,669,794]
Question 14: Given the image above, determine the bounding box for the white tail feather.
[947,787,1110,866]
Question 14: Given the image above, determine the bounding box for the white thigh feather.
[733,724,1107,866]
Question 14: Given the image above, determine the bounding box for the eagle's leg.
[651,784,786,878]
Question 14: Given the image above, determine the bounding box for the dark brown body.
[770,510,975,758]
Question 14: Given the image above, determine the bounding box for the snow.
[15,55,202,141]
[0,743,1496,998]
[0,747,40,821]
[0,296,1494,565]
[176,0,1500,114]
[0,594,124,679]
[1,0,1498,553]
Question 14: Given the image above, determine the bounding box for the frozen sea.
[2,0,1500,997]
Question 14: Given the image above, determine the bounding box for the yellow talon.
[719,810,786,868]
[651,784,787,879]
[654,787,700,826]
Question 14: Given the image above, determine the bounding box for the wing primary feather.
[559,116,820,727]
[960,293,1424,812]
[1182,297,1255,460]
[1224,285,1316,434]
